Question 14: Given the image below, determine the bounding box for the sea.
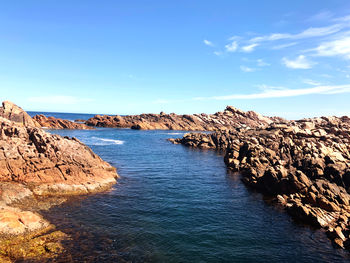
[27,111,350,262]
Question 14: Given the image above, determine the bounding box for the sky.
[1,1,350,119]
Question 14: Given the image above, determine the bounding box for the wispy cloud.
[193,84,350,100]
[213,51,223,56]
[271,42,298,50]
[311,35,350,59]
[241,43,259,52]
[225,41,238,52]
[240,65,256,72]
[257,59,270,67]
[203,39,214,47]
[282,55,314,69]
[302,79,322,86]
[250,24,343,43]
[27,95,94,105]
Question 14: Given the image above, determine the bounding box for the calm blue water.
[36,113,350,262]
[28,111,96,122]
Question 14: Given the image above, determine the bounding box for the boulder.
[0,101,41,128]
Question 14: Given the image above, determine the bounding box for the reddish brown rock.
[172,114,350,249]
[0,117,117,195]
[0,101,41,128]
[0,102,118,261]
[85,106,284,131]
[33,114,93,130]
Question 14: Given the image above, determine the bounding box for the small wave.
[163,132,184,135]
[88,137,124,145]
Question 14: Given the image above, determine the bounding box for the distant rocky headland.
[33,114,92,130]
[0,101,118,262]
[84,106,285,130]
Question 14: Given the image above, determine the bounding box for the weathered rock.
[172,114,350,249]
[33,114,93,130]
[0,102,119,261]
[0,206,49,235]
[0,101,41,128]
[0,117,117,195]
[85,106,285,130]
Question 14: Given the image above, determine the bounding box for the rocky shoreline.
[0,101,118,262]
[84,106,284,131]
[33,114,93,130]
[2,100,350,259]
[170,116,350,249]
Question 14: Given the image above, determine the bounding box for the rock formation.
[0,101,41,128]
[171,115,350,249]
[85,106,284,130]
[33,114,93,130]
[0,116,117,195]
[0,101,118,261]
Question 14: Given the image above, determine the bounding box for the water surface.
[34,112,350,262]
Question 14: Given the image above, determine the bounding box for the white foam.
[89,137,124,145]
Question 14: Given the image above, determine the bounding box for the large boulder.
[0,101,41,128]
[0,117,117,195]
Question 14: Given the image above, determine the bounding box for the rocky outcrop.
[0,102,118,261]
[0,116,117,195]
[0,101,41,128]
[171,116,350,249]
[33,114,93,130]
[85,106,284,131]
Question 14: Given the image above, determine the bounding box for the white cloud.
[250,24,343,43]
[225,41,238,52]
[213,51,223,56]
[333,15,350,22]
[203,39,214,46]
[272,42,298,50]
[228,35,241,41]
[282,55,314,69]
[312,35,350,59]
[257,59,270,67]
[240,65,255,72]
[302,79,322,86]
[241,43,259,52]
[193,84,350,100]
[27,96,93,105]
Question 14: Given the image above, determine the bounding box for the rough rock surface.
[0,102,118,261]
[0,116,117,195]
[85,106,284,130]
[33,114,93,130]
[171,116,350,249]
[0,101,41,128]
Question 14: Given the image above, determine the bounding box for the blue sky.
[1,1,350,119]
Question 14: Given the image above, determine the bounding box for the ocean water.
[28,111,96,122]
[34,113,350,262]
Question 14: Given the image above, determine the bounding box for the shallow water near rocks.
[29,112,350,262]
